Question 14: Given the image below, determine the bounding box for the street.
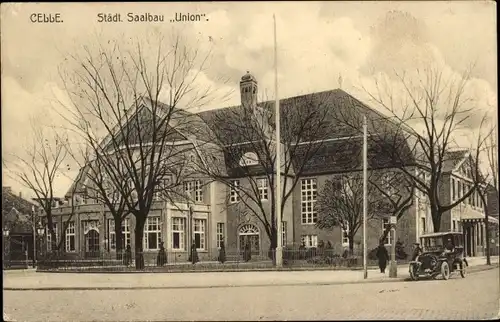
[3,268,499,321]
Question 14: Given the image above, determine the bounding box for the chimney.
[19,191,22,198]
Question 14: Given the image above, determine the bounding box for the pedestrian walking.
[156,241,167,266]
[123,245,132,266]
[376,243,389,273]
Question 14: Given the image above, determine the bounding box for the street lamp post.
[389,216,398,278]
[32,205,36,268]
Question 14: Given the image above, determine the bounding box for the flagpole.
[363,115,368,279]
[274,14,283,267]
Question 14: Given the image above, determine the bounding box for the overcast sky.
[1,1,497,198]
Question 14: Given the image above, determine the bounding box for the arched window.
[238,224,259,235]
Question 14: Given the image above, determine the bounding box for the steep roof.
[442,149,469,173]
[2,188,38,234]
[197,89,419,174]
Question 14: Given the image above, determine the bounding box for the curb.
[4,264,497,292]
[3,276,408,291]
[34,266,380,274]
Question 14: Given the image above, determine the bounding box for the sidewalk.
[3,257,498,290]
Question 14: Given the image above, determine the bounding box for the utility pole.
[273,13,283,267]
[363,115,368,279]
[32,205,36,268]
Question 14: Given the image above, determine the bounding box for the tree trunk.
[268,227,278,264]
[482,194,491,265]
[431,206,441,232]
[134,216,146,270]
[114,217,124,261]
[348,236,354,255]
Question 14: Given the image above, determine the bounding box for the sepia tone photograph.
[1,1,499,320]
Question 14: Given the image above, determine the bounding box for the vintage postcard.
[1,1,498,321]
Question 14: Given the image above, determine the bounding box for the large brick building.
[41,72,498,263]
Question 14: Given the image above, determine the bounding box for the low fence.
[36,247,409,272]
[3,250,31,269]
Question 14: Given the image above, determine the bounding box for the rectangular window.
[342,224,349,246]
[301,178,317,224]
[382,218,393,245]
[46,222,58,251]
[257,178,268,201]
[65,222,75,252]
[301,235,318,248]
[420,217,426,236]
[171,217,186,250]
[216,223,224,248]
[194,180,203,202]
[144,217,162,250]
[184,180,203,202]
[452,178,456,200]
[452,220,456,232]
[282,221,287,246]
[108,218,131,250]
[458,181,462,199]
[230,180,240,203]
[154,176,172,201]
[194,219,206,250]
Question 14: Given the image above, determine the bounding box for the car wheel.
[409,266,419,281]
[441,262,450,280]
[460,261,467,278]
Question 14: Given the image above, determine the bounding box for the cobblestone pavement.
[3,267,499,321]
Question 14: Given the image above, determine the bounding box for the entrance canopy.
[459,207,499,225]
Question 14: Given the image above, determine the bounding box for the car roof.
[420,232,463,238]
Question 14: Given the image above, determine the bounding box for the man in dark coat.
[376,243,390,273]
[411,243,423,261]
[156,241,167,266]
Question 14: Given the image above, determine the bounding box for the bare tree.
[343,66,488,232]
[470,121,496,265]
[197,91,332,260]
[3,121,82,254]
[57,33,225,269]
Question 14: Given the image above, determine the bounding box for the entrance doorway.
[238,224,260,255]
[85,229,100,258]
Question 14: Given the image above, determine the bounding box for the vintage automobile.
[409,232,468,281]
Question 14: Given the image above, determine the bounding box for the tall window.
[108,218,131,250]
[194,219,206,250]
[46,222,58,251]
[420,217,426,236]
[382,218,393,245]
[382,173,397,196]
[185,180,203,202]
[452,220,456,232]
[342,224,349,246]
[230,180,240,203]
[257,178,268,201]
[457,181,462,199]
[154,176,172,201]
[65,222,75,252]
[171,217,186,250]
[194,180,203,202]
[144,217,162,250]
[301,178,317,224]
[301,235,318,248]
[452,178,456,200]
[216,223,225,248]
[282,221,287,246]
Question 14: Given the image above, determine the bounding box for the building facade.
[40,72,498,263]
